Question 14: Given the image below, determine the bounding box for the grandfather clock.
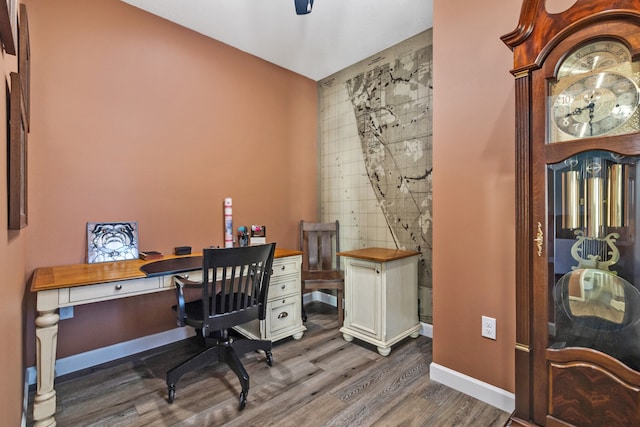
[503,1,640,426]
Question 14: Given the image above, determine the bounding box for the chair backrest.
[299,220,340,272]
[200,243,275,332]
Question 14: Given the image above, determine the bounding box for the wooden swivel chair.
[299,220,344,325]
[166,243,276,410]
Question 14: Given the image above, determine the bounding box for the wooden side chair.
[165,243,276,410]
[299,220,344,325]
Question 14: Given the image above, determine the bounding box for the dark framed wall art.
[7,4,29,230]
[8,71,27,229]
[19,2,28,127]
[0,0,16,55]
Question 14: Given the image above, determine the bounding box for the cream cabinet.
[234,254,306,341]
[339,248,421,356]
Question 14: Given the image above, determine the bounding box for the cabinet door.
[345,258,382,339]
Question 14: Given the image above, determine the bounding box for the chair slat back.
[201,243,275,332]
[300,221,340,272]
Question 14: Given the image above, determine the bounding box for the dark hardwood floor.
[28,302,511,426]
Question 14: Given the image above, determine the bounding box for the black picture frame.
[8,71,27,229]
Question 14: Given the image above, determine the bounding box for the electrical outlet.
[59,306,74,320]
[482,315,496,340]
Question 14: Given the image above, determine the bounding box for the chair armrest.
[174,275,202,288]
[173,274,204,327]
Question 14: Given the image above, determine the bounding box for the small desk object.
[30,248,304,427]
[338,247,421,356]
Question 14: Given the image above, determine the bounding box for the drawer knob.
[278,312,289,319]
[281,285,286,290]
[115,284,122,290]
[280,265,286,271]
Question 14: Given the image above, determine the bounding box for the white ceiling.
[121,0,433,81]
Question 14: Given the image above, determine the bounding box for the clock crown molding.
[502,0,640,73]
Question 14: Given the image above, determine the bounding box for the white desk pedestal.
[338,248,421,356]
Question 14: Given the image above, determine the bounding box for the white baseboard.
[420,322,433,338]
[26,327,194,386]
[430,362,515,413]
[303,289,336,306]
[22,375,28,427]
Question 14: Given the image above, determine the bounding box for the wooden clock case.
[502,1,640,426]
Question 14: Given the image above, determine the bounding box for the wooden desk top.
[337,247,420,262]
[31,247,302,292]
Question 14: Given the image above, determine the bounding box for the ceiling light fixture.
[294,0,314,15]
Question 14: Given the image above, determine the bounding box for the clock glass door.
[546,40,640,365]
[542,38,640,426]
[548,151,640,370]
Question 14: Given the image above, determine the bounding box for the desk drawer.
[269,274,299,300]
[66,277,162,304]
[272,256,300,279]
[267,296,300,334]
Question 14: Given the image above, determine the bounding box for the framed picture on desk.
[87,221,139,263]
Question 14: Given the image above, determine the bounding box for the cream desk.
[338,247,421,356]
[30,248,305,427]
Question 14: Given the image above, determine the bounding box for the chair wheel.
[239,391,247,410]
[266,351,273,367]
[168,385,176,403]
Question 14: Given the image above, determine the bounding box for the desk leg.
[33,296,59,427]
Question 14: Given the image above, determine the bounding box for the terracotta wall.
[0,39,26,427]
[432,0,521,392]
[0,0,543,423]
[22,0,318,365]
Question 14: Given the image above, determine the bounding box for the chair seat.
[301,269,344,283]
[176,292,260,331]
[178,293,258,320]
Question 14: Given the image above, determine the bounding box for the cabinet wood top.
[31,247,301,292]
[337,247,420,262]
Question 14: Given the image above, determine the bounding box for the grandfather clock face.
[548,40,640,142]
